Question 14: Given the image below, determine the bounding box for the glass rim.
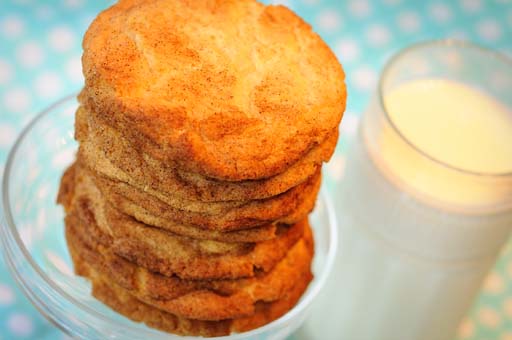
[1,94,339,339]
[378,39,512,178]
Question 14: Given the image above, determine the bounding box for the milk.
[385,79,512,175]
[300,78,512,340]
[376,78,512,210]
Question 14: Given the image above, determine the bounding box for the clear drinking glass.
[310,40,512,340]
[0,95,338,340]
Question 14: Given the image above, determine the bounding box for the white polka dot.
[46,251,73,276]
[460,0,482,12]
[37,183,50,200]
[0,284,15,305]
[353,66,377,92]
[457,318,474,339]
[37,210,47,233]
[429,3,453,23]
[16,41,45,68]
[483,272,504,294]
[3,88,31,113]
[19,224,34,250]
[63,0,84,8]
[0,15,24,37]
[397,11,421,33]
[316,10,342,32]
[326,155,346,181]
[366,24,391,46]
[478,307,501,328]
[35,5,54,20]
[52,148,75,168]
[0,59,13,85]
[334,39,360,63]
[66,56,83,83]
[340,113,360,137]
[476,19,502,41]
[349,0,372,17]
[14,200,23,216]
[34,72,63,98]
[7,313,34,337]
[63,106,76,118]
[0,123,16,148]
[27,166,40,183]
[48,26,76,52]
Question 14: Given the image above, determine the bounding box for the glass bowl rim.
[1,94,339,339]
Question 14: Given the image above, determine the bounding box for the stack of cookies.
[57,0,346,337]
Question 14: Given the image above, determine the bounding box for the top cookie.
[80,0,346,180]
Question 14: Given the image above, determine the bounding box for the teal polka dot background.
[0,0,511,339]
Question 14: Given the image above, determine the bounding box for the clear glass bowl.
[0,95,338,340]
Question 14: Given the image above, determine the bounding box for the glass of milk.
[300,40,512,340]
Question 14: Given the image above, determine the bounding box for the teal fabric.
[0,0,511,339]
